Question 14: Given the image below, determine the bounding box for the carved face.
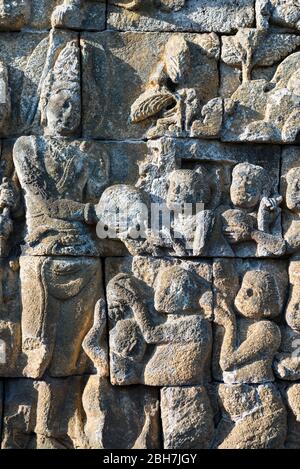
[154,266,201,314]
[234,270,281,319]
[286,167,300,212]
[45,89,80,136]
[167,169,211,210]
[230,163,266,209]
[221,209,254,244]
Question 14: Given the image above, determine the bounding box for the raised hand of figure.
[257,195,282,232]
[214,304,235,327]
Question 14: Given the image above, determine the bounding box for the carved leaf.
[130,88,175,123]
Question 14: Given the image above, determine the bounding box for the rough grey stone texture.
[107,0,255,33]
[0,0,300,451]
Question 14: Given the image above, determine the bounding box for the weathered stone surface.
[2,376,160,449]
[81,32,220,139]
[214,383,287,449]
[281,147,300,254]
[83,376,161,449]
[0,30,79,138]
[0,1,106,31]
[221,31,300,143]
[106,256,213,386]
[161,386,214,449]
[256,0,300,31]
[0,1,300,451]
[107,0,255,33]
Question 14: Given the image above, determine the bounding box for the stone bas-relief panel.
[107,0,255,33]
[221,30,300,143]
[2,376,160,449]
[0,1,106,31]
[212,258,293,449]
[1,0,300,452]
[106,256,213,386]
[99,138,284,258]
[81,31,220,139]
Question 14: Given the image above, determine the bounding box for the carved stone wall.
[0,0,300,449]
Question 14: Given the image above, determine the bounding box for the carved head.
[234,270,282,319]
[154,266,202,314]
[41,41,81,136]
[221,209,254,244]
[286,167,300,212]
[167,168,211,210]
[230,163,270,209]
[97,185,149,240]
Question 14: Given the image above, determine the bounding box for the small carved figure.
[130,35,198,138]
[274,256,300,380]
[221,162,286,256]
[213,259,287,449]
[214,260,283,384]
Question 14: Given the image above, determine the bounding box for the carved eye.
[246,288,253,298]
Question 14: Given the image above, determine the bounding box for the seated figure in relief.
[107,265,212,387]
[274,255,300,380]
[13,40,106,378]
[282,166,300,254]
[213,259,287,448]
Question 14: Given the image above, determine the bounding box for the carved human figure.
[283,167,300,254]
[130,35,198,138]
[166,168,226,256]
[214,260,283,384]
[108,265,212,386]
[13,41,106,378]
[221,162,286,256]
[213,260,287,448]
[274,256,300,380]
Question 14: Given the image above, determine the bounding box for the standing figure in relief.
[13,40,105,378]
[221,162,286,256]
[213,260,287,449]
